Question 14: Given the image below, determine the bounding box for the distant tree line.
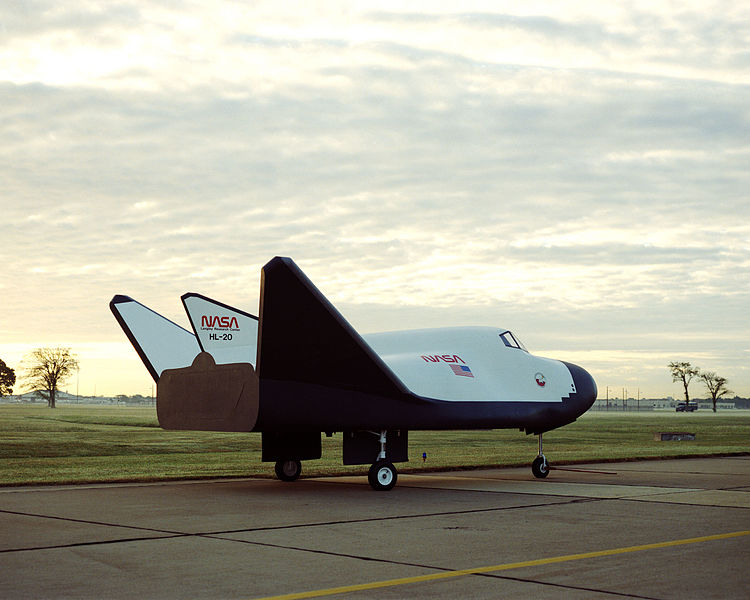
[115,394,155,404]
[1,347,155,407]
[668,361,732,412]
[23,347,79,408]
[0,348,78,408]
[0,359,16,396]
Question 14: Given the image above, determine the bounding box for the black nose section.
[562,361,598,413]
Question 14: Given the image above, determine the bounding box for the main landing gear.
[274,459,302,482]
[531,433,550,479]
[368,430,397,491]
[368,461,397,491]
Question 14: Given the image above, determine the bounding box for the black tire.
[531,455,549,479]
[275,459,302,482]
[368,461,397,491]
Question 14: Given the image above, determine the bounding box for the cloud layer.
[2,1,749,396]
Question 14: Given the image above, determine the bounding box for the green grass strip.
[1,405,748,486]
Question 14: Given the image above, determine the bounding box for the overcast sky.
[2,1,749,399]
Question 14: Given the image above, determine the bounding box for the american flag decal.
[450,364,474,378]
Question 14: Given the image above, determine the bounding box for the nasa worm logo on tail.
[200,315,240,330]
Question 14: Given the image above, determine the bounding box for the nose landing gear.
[531,433,550,479]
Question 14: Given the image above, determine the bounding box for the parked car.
[676,402,698,412]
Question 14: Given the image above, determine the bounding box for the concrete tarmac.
[1,456,748,599]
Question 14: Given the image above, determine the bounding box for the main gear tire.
[275,459,302,482]
[368,461,397,491]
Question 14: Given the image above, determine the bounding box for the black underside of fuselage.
[255,359,596,436]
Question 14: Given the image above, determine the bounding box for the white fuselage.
[364,327,576,403]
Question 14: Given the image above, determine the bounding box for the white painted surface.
[113,299,200,377]
[182,295,258,367]
[365,327,576,402]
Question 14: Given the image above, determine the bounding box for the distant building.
[590,396,741,411]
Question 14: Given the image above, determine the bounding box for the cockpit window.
[499,331,528,352]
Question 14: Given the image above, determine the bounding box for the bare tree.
[23,347,79,408]
[699,371,732,413]
[0,358,16,396]
[668,361,699,405]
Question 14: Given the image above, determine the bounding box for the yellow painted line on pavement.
[256,530,750,600]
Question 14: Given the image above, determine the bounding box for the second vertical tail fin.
[181,293,259,367]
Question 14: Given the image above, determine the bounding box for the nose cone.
[563,361,598,414]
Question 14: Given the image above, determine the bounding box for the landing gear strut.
[368,430,398,491]
[275,459,302,482]
[531,434,549,479]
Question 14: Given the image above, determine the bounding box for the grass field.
[1,404,748,486]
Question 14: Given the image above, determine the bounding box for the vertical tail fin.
[109,295,200,382]
[257,257,407,396]
[181,293,259,367]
